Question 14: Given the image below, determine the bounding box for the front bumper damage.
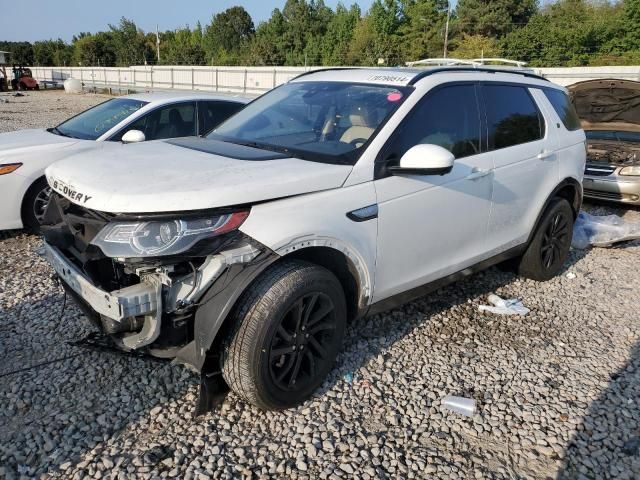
[41,194,280,380]
[45,242,272,357]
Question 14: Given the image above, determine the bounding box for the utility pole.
[443,2,451,59]
[156,25,161,64]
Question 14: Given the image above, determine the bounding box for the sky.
[0,0,387,43]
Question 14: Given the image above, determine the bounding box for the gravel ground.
[1,90,640,479]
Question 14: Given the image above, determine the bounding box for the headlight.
[0,163,23,175]
[620,166,640,176]
[91,211,249,257]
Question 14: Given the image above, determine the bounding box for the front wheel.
[517,198,574,281]
[222,260,346,410]
[22,178,52,233]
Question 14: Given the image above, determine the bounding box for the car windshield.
[586,130,640,143]
[209,81,410,164]
[53,98,148,140]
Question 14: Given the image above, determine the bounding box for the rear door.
[481,83,559,253]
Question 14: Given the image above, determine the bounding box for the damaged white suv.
[42,67,586,411]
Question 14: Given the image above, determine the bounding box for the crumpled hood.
[0,129,81,158]
[569,79,640,131]
[45,138,353,213]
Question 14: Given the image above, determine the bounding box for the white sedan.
[0,92,249,231]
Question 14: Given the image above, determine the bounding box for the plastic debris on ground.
[566,272,577,280]
[478,294,530,316]
[442,395,476,417]
[572,211,640,249]
[343,372,354,385]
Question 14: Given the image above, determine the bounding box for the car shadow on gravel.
[557,340,640,479]
[0,294,198,478]
[313,248,589,401]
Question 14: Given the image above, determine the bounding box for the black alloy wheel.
[268,292,337,391]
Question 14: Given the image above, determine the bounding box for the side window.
[543,88,582,131]
[384,84,481,161]
[112,102,197,141]
[199,101,245,135]
[484,85,544,150]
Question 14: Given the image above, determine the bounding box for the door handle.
[466,168,492,181]
[537,150,554,161]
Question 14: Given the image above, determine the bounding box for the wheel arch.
[183,241,372,373]
[527,177,582,245]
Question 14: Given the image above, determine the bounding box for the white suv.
[42,67,586,411]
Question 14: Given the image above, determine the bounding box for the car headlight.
[620,166,640,176]
[91,211,249,257]
[0,163,23,175]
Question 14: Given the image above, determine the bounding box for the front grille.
[585,164,616,177]
[584,189,624,201]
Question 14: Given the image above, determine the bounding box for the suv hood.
[0,128,81,157]
[569,79,640,131]
[45,138,353,213]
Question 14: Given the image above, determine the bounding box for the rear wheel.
[517,198,574,281]
[222,260,346,410]
[22,178,51,233]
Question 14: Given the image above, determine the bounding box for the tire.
[21,178,52,233]
[517,198,574,281]
[222,260,347,410]
[34,84,40,90]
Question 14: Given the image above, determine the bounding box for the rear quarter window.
[484,85,545,150]
[543,89,582,131]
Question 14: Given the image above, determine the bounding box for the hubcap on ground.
[541,211,570,269]
[33,187,52,224]
[269,292,336,391]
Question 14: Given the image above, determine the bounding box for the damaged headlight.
[620,166,640,176]
[91,211,249,257]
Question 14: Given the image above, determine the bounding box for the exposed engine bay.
[587,138,640,166]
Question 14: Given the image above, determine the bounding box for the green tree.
[501,0,617,67]
[457,0,537,38]
[449,33,502,59]
[0,41,34,65]
[250,9,287,65]
[321,3,361,65]
[108,17,153,66]
[400,0,450,61]
[162,27,206,65]
[204,6,254,64]
[72,32,117,66]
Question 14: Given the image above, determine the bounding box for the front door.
[373,83,495,303]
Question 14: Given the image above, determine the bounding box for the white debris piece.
[478,294,530,316]
[572,212,640,249]
[442,395,476,417]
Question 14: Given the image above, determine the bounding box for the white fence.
[30,65,640,93]
[30,66,314,95]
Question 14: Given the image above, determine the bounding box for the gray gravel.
[2,91,640,479]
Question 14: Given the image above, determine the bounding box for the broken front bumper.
[46,243,159,321]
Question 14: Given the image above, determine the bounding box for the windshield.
[53,98,148,140]
[586,130,640,143]
[209,81,410,164]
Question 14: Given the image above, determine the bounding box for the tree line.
[1,0,639,68]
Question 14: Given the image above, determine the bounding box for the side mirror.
[388,144,455,176]
[121,130,146,144]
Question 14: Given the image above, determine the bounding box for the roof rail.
[407,67,548,85]
[406,58,482,67]
[290,67,359,82]
[471,58,528,68]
